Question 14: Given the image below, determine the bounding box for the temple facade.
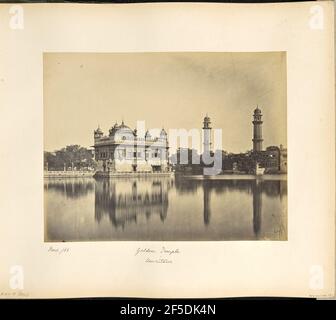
[93,121,170,175]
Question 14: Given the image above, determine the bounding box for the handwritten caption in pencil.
[135,247,180,264]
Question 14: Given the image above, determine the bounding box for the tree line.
[44,145,97,171]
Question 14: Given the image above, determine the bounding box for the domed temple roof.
[108,121,135,138]
[118,120,131,130]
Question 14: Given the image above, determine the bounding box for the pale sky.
[44,52,287,154]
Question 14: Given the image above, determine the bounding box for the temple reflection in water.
[92,177,286,237]
[45,176,287,240]
[94,178,172,228]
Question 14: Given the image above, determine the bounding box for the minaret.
[252,106,263,152]
[202,114,212,154]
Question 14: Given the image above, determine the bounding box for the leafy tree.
[44,145,97,171]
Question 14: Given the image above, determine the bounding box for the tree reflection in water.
[44,178,94,199]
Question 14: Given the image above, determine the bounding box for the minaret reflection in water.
[252,180,262,238]
[94,178,171,228]
[202,179,263,237]
[203,181,211,226]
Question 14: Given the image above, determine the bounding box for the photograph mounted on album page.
[0,1,334,298]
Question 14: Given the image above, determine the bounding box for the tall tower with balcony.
[252,106,263,152]
[202,114,212,154]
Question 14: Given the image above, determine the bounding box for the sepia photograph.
[44,52,287,241]
[0,1,334,300]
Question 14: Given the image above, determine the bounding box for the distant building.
[279,144,287,173]
[93,121,169,173]
[172,148,203,174]
[251,146,281,173]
